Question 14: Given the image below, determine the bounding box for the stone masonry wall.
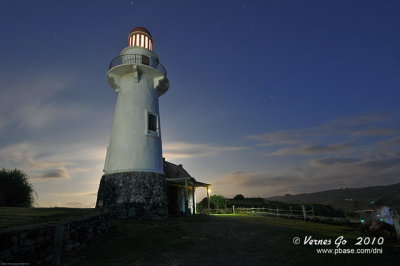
[96,171,168,219]
[0,213,109,265]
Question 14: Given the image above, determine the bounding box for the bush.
[0,168,36,207]
[311,204,345,217]
[345,211,360,219]
[210,195,227,209]
[227,197,266,208]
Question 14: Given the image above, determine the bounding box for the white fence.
[209,205,359,224]
[209,205,400,240]
[233,206,312,219]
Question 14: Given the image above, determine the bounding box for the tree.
[233,194,245,200]
[197,197,209,213]
[210,195,227,209]
[197,195,227,212]
[0,168,36,207]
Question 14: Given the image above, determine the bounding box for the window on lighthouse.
[147,112,159,136]
[129,33,153,51]
[141,55,150,65]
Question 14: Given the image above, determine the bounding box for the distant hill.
[266,183,400,211]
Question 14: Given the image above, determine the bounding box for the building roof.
[163,159,209,187]
[163,160,191,179]
[130,26,152,37]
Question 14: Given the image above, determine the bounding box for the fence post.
[232,205,235,214]
[184,179,189,214]
[311,205,315,217]
[52,223,64,265]
[302,205,307,221]
[391,209,400,241]
[290,206,293,216]
[276,207,279,215]
[206,186,210,215]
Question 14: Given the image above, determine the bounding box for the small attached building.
[163,160,209,215]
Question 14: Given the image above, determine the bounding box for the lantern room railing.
[109,54,167,77]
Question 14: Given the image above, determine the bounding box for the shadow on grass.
[62,214,400,266]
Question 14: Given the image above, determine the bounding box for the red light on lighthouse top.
[128,27,153,51]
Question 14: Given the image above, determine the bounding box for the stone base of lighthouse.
[96,172,168,219]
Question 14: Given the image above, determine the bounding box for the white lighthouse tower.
[96,27,169,218]
[104,27,168,174]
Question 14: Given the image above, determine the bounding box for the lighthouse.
[96,27,169,218]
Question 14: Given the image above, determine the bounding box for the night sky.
[1,0,399,207]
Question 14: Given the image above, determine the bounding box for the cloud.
[309,157,361,166]
[249,113,399,147]
[213,151,400,197]
[0,140,106,207]
[49,191,98,197]
[378,136,400,148]
[17,101,88,130]
[248,131,307,146]
[217,113,400,197]
[212,169,310,197]
[41,168,70,179]
[0,72,89,133]
[0,71,112,207]
[0,142,71,179]
[248,113,400,158]
[214,170,299,188]
[163,141,244,159]
[267,143,354,156]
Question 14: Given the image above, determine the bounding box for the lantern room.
[128,27,153,50]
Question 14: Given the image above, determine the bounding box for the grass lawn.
[61,214,400,266]
[0,207,99,228]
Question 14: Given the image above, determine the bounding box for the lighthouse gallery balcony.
[109,54,167,77]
